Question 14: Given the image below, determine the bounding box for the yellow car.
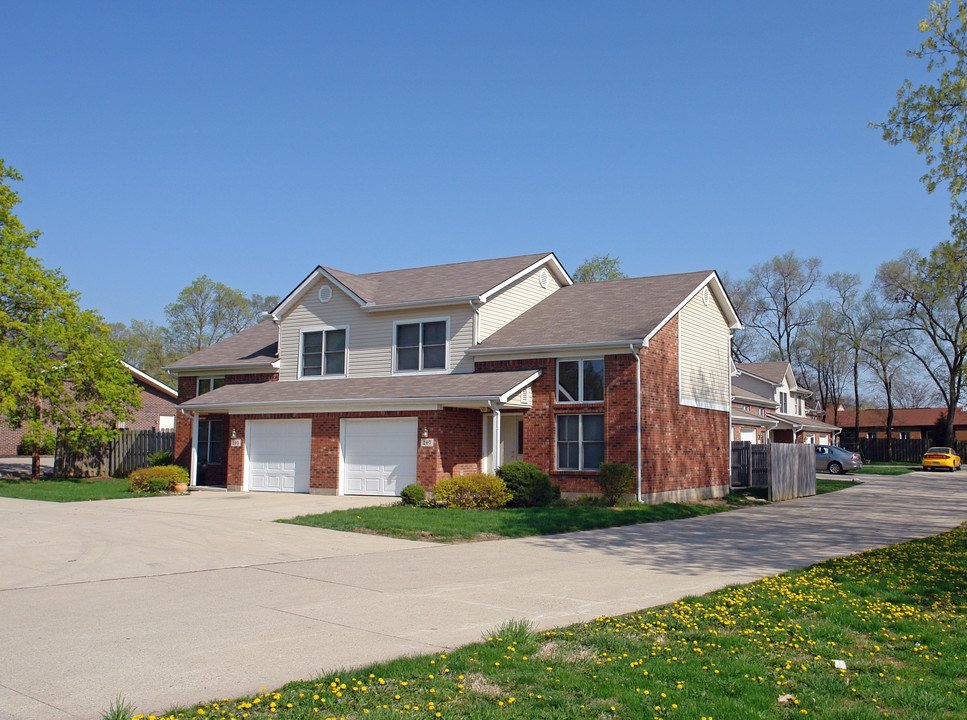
[921,447,962,471]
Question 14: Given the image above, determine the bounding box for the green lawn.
[0,476,148,502]
[858,462,917,476]
[816,477,859,494]
[129,523,967,720]
[281,495,760,542]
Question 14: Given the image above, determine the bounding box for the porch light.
[422,426,429,438]
[231,427,237,439]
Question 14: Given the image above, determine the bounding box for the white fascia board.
[122,361,179,397]
[185,395,508,415]
[361,295,481,312]
[498,371,542,403]
[272,266,367,318]
[166,363,277,375]
[478,254,572,303]
[644,272,740,345]
[471,340,643,361]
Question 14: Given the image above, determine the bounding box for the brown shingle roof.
[769,412,841,433]
[736,362,790,384]
[829,407,967,428]
[475,271,714,349]
[319,253,556,306]
[732,386,777,406]
[165,321,278,371]
[180,370,538,409]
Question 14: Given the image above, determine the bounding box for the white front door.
[500,415,523,465]
[341,418,417,496]
[246,419,311,493]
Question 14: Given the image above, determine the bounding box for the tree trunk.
[885,392,894,463]
[852,353,860,449]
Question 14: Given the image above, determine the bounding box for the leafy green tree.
[0,160,140,477]
[875,238,967,445]
[876,0,967,228]
[250,293,281,320]
[164,275,252,353]
[111,319,179,388]
[573,254,627,282]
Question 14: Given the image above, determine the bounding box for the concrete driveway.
[2,472,966,720]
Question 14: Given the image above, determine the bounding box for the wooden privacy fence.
[731,441,816,502]
[54,429,175,478]
[840,437,967,464]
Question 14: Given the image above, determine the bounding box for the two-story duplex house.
[732,362,840,444]
[167,253,741,501]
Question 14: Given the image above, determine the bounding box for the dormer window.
[301,328,347,377]
[395,319,448,372]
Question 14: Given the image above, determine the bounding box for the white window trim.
[196,376,226,395]
[392,317,450,375]
[555,358,605,404]
[555,413,604,472]
[298,325,349,379]
[778,391,788,414]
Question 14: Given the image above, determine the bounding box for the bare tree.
[798,306,850,424]
[861,298,906,460]
[743,252,823,363]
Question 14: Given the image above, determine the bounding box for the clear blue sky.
[3,1,951,326]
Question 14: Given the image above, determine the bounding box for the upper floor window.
[301,328,347,377]
[779,391,788,414]
[395,320,447,372]
[197,377,225,395]
[795,397,802,415]
[557,359,604,403]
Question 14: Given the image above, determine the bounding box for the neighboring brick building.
[167,253,740,501]
[830,407,967,442]
[0,362,178,456]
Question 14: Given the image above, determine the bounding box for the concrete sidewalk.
[2,472,966,719]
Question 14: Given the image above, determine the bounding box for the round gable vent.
[318,285,333,303]
[539,269,549,289]
[702,287,711,306]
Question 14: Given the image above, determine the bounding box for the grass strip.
[0,476,145,502]
[135,523,967,720]
[280,495,759,542]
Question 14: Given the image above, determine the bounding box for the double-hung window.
[557,414,604,470]
[779,391,788,414]
[197,419,223,465]
[395,320,447,372]
[197,377,225,395]
[556,359,604,402]
[301,328,347,377]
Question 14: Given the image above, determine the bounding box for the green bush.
[433,473,511,510]
[596,462,635,506]
[128,465,190,493]
[19,432,56,455]
[399,483,426,506]
[148,450,175,466]
[496,461,559,507]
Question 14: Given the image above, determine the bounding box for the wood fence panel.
[769,443,815,502]
[54,430,175,478]
[731,441,750,487]
[750,444,771,489]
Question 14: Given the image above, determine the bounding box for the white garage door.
[739,428,757,443]
[247,419,311,493]
[342,418,417,496]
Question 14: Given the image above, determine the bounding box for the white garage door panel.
[247,420,311,493]
[739,429,756,443]
[342,419,416,496]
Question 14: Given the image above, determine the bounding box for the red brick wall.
[476,317,730,498]
[173,371,279,472]
[222,409,482,491]
[127,378,178,430]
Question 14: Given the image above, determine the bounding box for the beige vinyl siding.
[678,288,731,411]
[477,264,562,341]
[279,278,475,380]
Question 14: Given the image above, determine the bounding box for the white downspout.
[728,339,735,491]
[188,410,199,486]
[488,400,501,473]
[630,344,642,503]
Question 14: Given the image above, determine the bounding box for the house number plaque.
[420,438,434,447]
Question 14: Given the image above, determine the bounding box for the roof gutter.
[471,340,640,356]
[360,295,482,312]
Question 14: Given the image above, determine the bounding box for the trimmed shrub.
[148,450,175,467]
[399,483,426,506]
[496,461,559,507]
[433,473,511,510]
[595,462,635,506]
[128,465,190,493]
